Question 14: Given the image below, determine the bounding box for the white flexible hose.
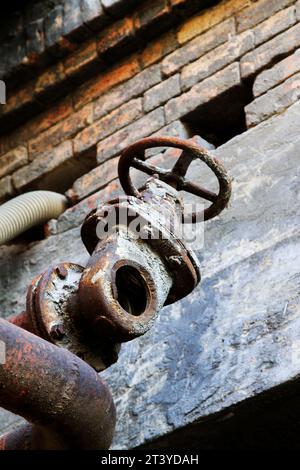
[0,191,68,245]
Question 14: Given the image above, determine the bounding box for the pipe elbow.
[0,319,116,450]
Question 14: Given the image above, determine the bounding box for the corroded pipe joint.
[79,227,173,342]
[79,177,200,343]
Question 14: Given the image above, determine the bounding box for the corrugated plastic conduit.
[0,191,68,245]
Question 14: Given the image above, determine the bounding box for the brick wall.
[1,0,300,447]
[1,0,300,222]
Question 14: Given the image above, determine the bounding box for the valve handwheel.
[118,136,232,223]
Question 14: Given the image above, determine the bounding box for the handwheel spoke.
[181,180,218,202]
[119,136,231,223]
[172,151,195,178]
[132,157,169,178]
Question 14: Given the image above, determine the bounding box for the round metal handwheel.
[118,136,232,223]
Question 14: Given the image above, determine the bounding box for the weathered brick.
[153,120,190,139]
[237,0,295,32]
[134,0,172,39]
[245,72,300,127]
[241,23,300,79]
[141,31,178,68]
[0,146,28,179]
[0,98,73,157]
[147,120,190,158]
[44,5,75,56]
[297,0,300,19]
[177,0,250,44]
[144,75,181,112]
[253,6,296,46]
[28,104,93,160]
[12,141,73,191]
[34,62,66,97]
[81,0,109,31]
[0,82,37,117]
[63,0,90,41]
[0,175,14,202]
[253,48,300,97]
[97,108,165,163]
[63,39,100,78]
[165,62,241,123]
[67,156,119,202]
[93,63,161,119]
[74,55,140,110]
[33,97,73,133]
[182,30,253,91]
[162,18,235,77]
[97,17,135,57]
[74,98,142,155]
[50,179,122,235]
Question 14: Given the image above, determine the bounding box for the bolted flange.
[26,262,120,371]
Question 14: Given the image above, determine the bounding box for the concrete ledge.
[0,101,299,447]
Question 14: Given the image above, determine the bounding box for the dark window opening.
[182,79,254,148]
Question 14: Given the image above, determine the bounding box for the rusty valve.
[9,136,231,372]
[79,136,231,345]
[2,136,231,450]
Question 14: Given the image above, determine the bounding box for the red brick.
[245,71,300,127]
[181,30,254,91]
[74,98,142,155]
[64,39,100,78]
[97,108,165,163]
[0,82,36,117]
[165,62,241,123]
[0,97,73,157]
[0,175,14,202]
[236,0,295,32]
[12,141,73,191]
[134,0,171,38]
[0,146,28,179]
[28,104,93,160]
[241,23,300,79]
[93,63,161,119]
[141,31,178,68]
[144,75,181,112]
[253,6,296,46]
[67,157,119,202]
[97,17,135,56]
[162,18,235,77]
[74,55,140,110]
[34,62,66,97]
[253,48,300,97]
[177,0,250,44]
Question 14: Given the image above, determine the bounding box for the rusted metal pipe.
[0,136,232,450]
[0,318,116,449]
